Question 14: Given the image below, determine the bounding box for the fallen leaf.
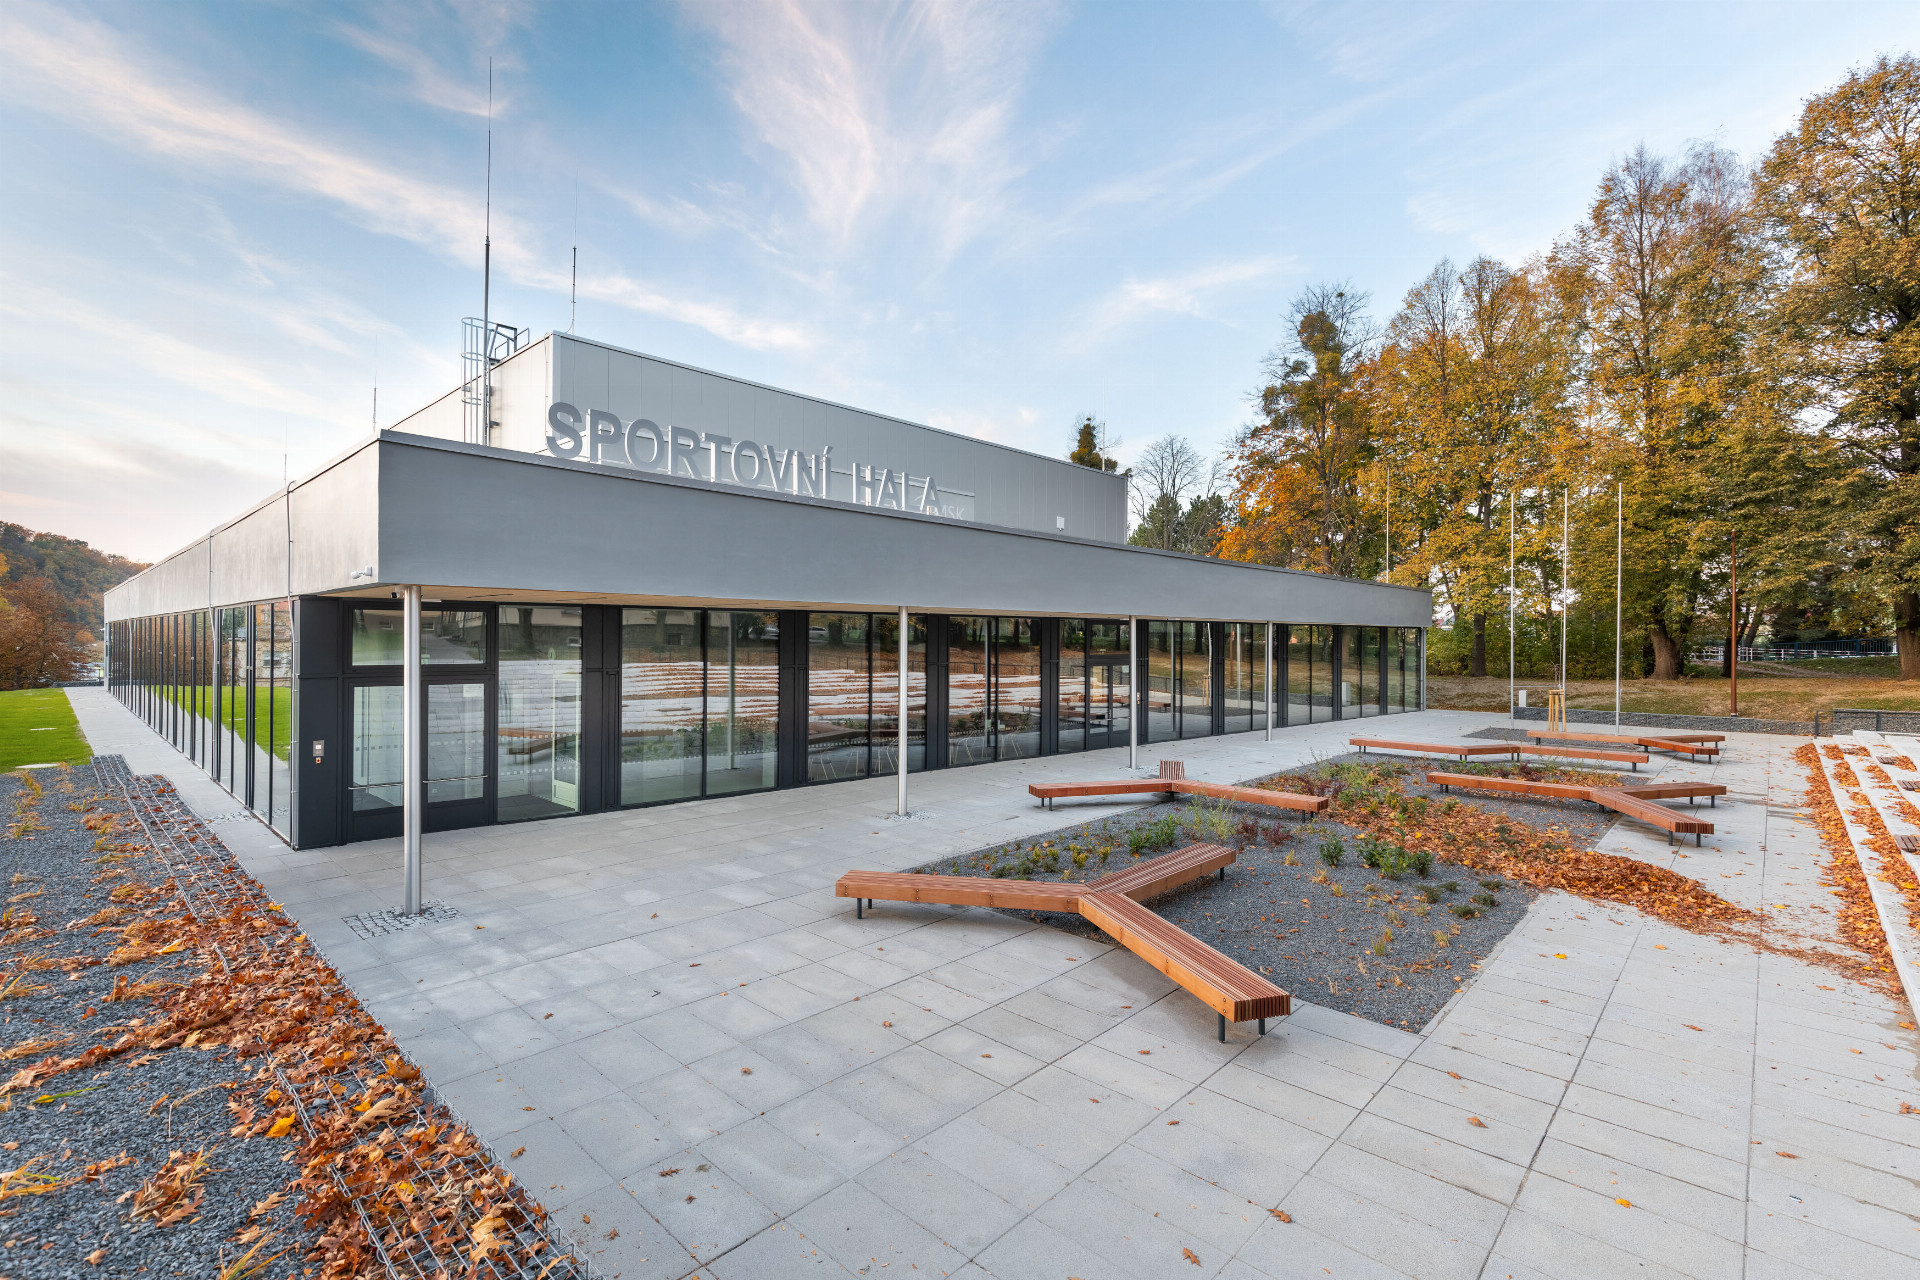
[1447,1071,1461,1079]
[86,1248,107,1264]
[543,1013,553,1020]
[1684,1025,1703,1032]
[522,1106,536,1111]
[1183,1247,1201,1265]
[740,1067,753,1075]
[882,1021,892,1028]
[980,1053,992,1059]
[659,1167,681,1177]
[1553,953,1566,959]
[1616,1198,1633,1207]
[265,1115,294,1138]
[1776,1151,1799,1159]
[1654,944,1666,950]
[510,1146,525,1158]
[1167,1120,1180,1125]
[582,1213,591,1224]
[1138,1049,1152,1055]
[1468,1117,1487,1128]
[1849,1048,1862,1054]
[1088,1097,1101,1104]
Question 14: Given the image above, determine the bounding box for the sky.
[3,0,1917,563]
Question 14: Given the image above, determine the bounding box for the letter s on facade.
[546,402,585,459]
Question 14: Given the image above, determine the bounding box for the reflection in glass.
[497,606,582,820]
[350,685,402,812]
[351,609,488,665]
[1359,626,1382,717]
[994,617,1042,761]
[1221,622,1265,735]
[870,613,927,775]
[1090,660,1131,751]
[946,617,990,767]
[1175,621,1212,739]
[1144,620,1175,743]
[1058,619,1087,753]
[428,683,488,802]
[621,609,704,804]
[268,601,293,835]
[706,611,780,795]
[808,613,873,781]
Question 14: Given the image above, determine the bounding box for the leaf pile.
[5,761,585,1278]
[1810,743,1920,945]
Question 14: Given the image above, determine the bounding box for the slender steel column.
[897,605,909,817]
[402,585,423,915]
[1264,622,1275,741]
[1127,615,1138,770]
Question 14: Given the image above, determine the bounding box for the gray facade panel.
[374,437,1429,625]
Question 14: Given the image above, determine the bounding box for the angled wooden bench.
[834,871,1086,918]
[1085,841,1237,901]
[836,843,1289,1039]
[1350,738,1519,761]
[1590,788,1715,845]
[1525,728,1721,758]
[1027,778,1328,814]
[1078,890,1289,1041]
[1521,744,1649,769]
[1424,771,1720,845]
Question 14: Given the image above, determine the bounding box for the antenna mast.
[570,176,578,333]
[481,58,493,444]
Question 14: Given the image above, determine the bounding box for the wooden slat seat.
[1078,891,1290,1039]
[1087,842,1236,902]
[1521,745,1650,767]
[834,871,1085,916]
[1617,782,1727,804]
[1525,728,1723,757]
[1638,738,1720,757]
[1423,772,1595,801]
[1351,738,1518,760]
[1171,780,1329,813]
[1590,788,1714,844]
[1027,778,1328,814]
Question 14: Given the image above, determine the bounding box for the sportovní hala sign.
[545,402,977,520]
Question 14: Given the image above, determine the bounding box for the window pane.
[871,614,928,775]
[350,685,402,812]
[1176,621,1212,739]
[352,608,488,665]
[1360,626,1382,717]
[809,613,872,782]
[268,602,293,835]
[1059,620,1087,754]
[1091,660,1131,752]
[707,611,780,795]
[1145,620,1174,743]
[945,617,991,767]
[498,606,583,820]
[621,608,704,805]
[994,618,1042,761]
[1311,625,1335,722]
[1222,623,1255,735]
[428,682,488,802]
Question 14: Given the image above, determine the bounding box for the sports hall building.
[104,333,1431,850]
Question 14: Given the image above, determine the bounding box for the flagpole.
[1561,487,1569,690]
[1614,482,1622,728]
[1508,492,1516,724]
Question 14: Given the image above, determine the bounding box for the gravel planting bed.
[1511,706,1814,735]
[0,764,312,1278]
[906,753,1634,1031]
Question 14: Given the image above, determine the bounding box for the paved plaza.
[67,687,1920,1280]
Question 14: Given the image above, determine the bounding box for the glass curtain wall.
[946,616,990,767]
[1220,623,1267,735]
[497,606,582,821]
[1058,619,1088,753]
[1058,620,1132,754]
[706,611,781,795]
[808,613,875,781]
[108,601,297,837]
[941,616,1041,767]
[1359,626,1382,717]
[1281,625,1336,724]
[1144,620,1213,742]
[994,618,1042,761]
[620,609,707,804]
[870,612,927,775]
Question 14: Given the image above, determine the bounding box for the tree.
[1129,434,1205,549]
[1068,415,1121,472]
[1556,142,1762,679]
[0,576,93,689]
[1753,55,1920,678]
[1221,284,1378,576]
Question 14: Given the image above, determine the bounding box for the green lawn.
[1770,655,1902,677]
[0,688,91,770]
[156,684,292,761]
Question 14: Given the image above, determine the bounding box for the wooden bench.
[1086,842,1236,902]
[1350,738,1520,761]
[1424,771,1718,845]
[1520,745,1649,768]
[1077,891,1290,1040]
[1590,788,1715,845]
[837,844,1289,1039]
[834,870,1086,918]
[1525,728,1722,758]
[1027,778,1328,814]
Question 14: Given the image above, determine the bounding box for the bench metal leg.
[1218,868,1225,883]
[1259,1019,1267,1036]
[856,899,863,919]
[1696,833,1702,847]
[1218,1014,1226,1043]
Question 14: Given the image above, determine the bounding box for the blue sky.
[3,0,1916,562]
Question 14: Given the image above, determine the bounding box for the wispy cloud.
[1066,256,1290,352]
[683,0,1066,254]
[0,2,814,352]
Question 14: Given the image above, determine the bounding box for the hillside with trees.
[0,522,145,689]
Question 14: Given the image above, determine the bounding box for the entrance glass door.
[346,679,492,840]
[1087,660,1131,752]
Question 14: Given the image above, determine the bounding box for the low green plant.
[1419,886,1442,904]
[1451,903,1479,918]
[1318,838,1344,868]
[1478,878,1504,891]
[1072,851,1089,869]
[1472,892,1497,908]
[1441,881,1459,893]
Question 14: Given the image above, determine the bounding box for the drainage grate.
[343,900,463,940]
